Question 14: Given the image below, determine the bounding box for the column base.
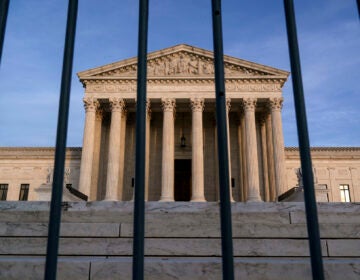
[190,197,206,202]
[103,197,118,201]
[246,196,263,202]
[159,197,174,202]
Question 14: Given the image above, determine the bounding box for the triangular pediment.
[78,44,288,80]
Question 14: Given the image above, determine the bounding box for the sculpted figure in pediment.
[177,55,188,74]
[188,57,199,74]
[97,51,264,77]
[200,60,214,75]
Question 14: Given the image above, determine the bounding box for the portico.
[77,44,289,202]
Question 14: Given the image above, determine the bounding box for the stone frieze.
[94,51,268,78]
[85,81,282,93]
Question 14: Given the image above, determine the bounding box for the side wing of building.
[0,146,359,202]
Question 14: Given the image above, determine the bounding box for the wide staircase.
[0,201,359,279]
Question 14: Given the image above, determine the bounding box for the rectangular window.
[339,184,351,202]
[0,184,9,200]
[19,184,29,201]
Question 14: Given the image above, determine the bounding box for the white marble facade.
[0,45,359,202]
[76,44,289,202]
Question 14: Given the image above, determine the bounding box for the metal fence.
[2,0,358,279]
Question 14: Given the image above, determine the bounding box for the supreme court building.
[76,44,288,203]
[1,44,359,203]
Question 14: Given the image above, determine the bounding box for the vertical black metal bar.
[211,1,234,279]
[132,0,149,279]
[0,0,10,65]
[283,1,324,279]
[44,0,78,279]
[357,0,360,18]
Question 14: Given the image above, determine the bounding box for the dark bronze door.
[174,159,191,201]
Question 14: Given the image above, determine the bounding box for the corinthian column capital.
[190,98,205,112]
[161,98,176,112]
[83,97,99,112]
[241,98,257,112]
[268,97,284,111]
[109,97,125,112]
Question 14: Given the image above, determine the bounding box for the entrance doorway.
[174,159,191,201]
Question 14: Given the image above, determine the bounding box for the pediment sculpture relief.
[97,52,266,77]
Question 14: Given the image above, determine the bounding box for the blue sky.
[0,0,359,147]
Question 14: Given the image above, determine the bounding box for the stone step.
[2,237,360,257]
[1,256,360,280]
[120,222,360,238]
[1,222,359,239]
[1,202,360,225]
[0,202,359,278]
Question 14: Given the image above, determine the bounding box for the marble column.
[90,109,103,200]
[240,109,248,201]
[213,115,220,201]
[118,108,127,201]
[105,97,125,200]
[242,98,262,202]
[268,97,287,197]
[259,115,270,201]
[78,97,99,198]
[145,100,151,201]
[226,98,235,202]
[265,111,276,201]
[237,111,245,201]
[190,98,206,202]
[160,98,176,202]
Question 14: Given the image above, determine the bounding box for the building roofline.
[1,147,359,152]
[286,147,360,152]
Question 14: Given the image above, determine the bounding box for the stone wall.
[0,148,81,201]
[0,147,359,202]
[285,147,360,202]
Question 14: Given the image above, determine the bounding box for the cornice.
[285,147,360,160]
[285,147,360,152]
[0,147,82,159]
[81,76,287,82]
[81,77,288,89]
[0,147,81,152]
